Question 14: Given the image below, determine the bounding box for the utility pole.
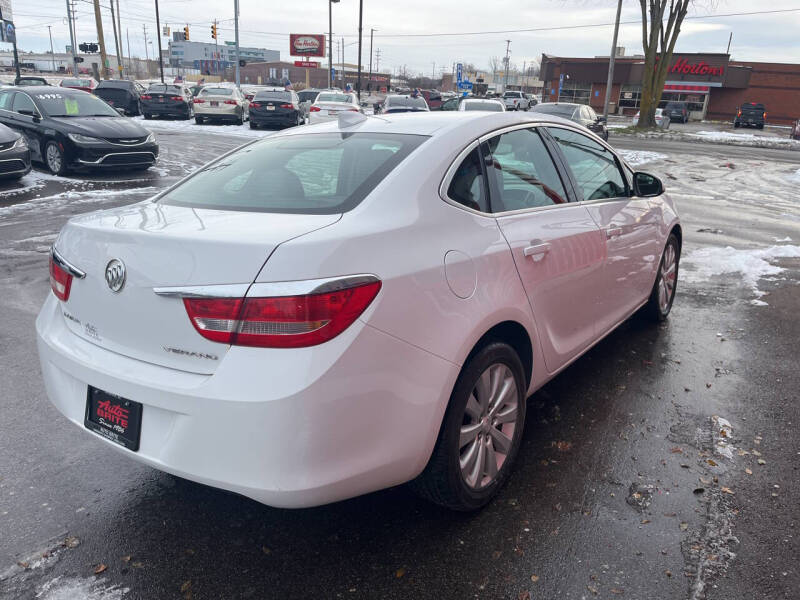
[356,0,363,101]
[127,28,132,76]
[65,0,78,75]
[116,0,124,77]
[47,26,57,72]
[234,0,241,87]
[521,60,526,91]
[375,48,380,74]
[726,31,733,55]
[340,36,344,88]
[602,0,622,120]
[328,0,339,88]
[367,28,374,94]
[154,0,164,82]
[143,23,150,75]
[92,0,110,79]
[214,18,219,74]
[431,61,435,82]
[109,0,122,78]
[503,39,511,92]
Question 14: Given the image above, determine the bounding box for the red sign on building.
[290,34,326,58]
[294,60,320,68]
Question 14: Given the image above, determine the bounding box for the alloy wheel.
[459,363,520,489]
[46,143,62,174]
[658,242,677,312]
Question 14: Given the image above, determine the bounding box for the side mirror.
[633,172,664,197]
[596,115,607,123]
[115,107,126,116]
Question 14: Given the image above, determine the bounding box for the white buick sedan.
[37,111,680,511]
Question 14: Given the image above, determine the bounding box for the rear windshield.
[741,103,765,110]
[298,91,319,102]
[255,91,292,101]
[532,103,576,117]
[159,133,428,214]
[463,101,503,112]
[149,84,182,94]
[201,87,234,96]
[665,102,685,109]
[96,81,131,89]
[317,93,354,103]
[386,96,427,108]
[503,92,521,98]
[61,79,91,87]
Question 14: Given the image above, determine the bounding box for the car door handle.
[523,242,551,260]
[606,227,623,239]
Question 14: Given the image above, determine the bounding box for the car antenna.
[338,111,369,127]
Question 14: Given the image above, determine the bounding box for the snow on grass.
[681,244,800,304]
[617,149,667,167]
[36,576,129,600]
[688,130,800,149]
[135,116,275,139]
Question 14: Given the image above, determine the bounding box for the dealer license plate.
[84,387,143,451]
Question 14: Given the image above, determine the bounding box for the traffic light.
[183,26,190,41]
[78,43,88,52]
[211,24,217,39]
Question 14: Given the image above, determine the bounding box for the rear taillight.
[250,102,261,108]
[171,96,184,101]
[193,98,205,104]
[141,94,152,100]
[737,110,742,117]
[182,280,381,348]
[224,99,238,105]
[309,106,321,112]
[280,103,294,109]
[49,255,73,302]
[763,112,767,119]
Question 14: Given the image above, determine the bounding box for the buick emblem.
[105,259,126,293]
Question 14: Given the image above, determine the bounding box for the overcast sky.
[12,0,800,75]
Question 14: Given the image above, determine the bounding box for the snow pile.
[790,168,800,183]
[135,116,275,139]
[688,130,800,149]
[681,244,800,303]
[36,576,129,600]
[617,149,667,167]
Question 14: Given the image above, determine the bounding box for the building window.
[269,67,277,79]
[618,84,642,109]
[659,92,706,113]
[281,68,289,80]
[558,81,591,104]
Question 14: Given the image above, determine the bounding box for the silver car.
[193,86,249,125]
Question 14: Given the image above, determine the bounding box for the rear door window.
[547,127,628,201]
[159,133,427,214]
[483,128,568,211]
[447,147,488,212]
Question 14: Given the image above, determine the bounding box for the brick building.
[540,52,799,125]
[236,61,390,92]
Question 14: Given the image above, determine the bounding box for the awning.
[664,84,710,93]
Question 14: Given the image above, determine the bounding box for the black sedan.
[0,87,158,175]
[94,80,146,116]
[530,102,609,141]
[0,121,31,180]
[249,90,302,129]
[141,83,195,120]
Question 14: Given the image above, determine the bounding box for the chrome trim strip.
[102,137,152,147]
[154,274,380,299]
[51,247,86,279]
[153,283,250,298]
[0,140,21,153]
[77,151,156,165]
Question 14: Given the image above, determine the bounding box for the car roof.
[22,86,86,96]
[278,110,579,138]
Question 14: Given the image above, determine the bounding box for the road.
[1,125,799,600]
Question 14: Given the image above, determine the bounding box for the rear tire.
[249,121,257,129]
[642,233,680,322]
[143,113,152,120]
[411,342,526,511]
[195,116,204,125]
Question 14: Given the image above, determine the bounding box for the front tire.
[195,116,204,125]
[411,342,527,511]
[44,140,68,176]
[643,233,680,322]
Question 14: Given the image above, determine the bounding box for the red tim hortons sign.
[668,57,724,77]
[290,34,326,58]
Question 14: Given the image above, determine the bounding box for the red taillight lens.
[171,96,184,101]
[763,112,767,119]
[224,99,238,105]
[193,98,205,104]
[309,106,321,112]
[141,94,152,100]
[737,110,742,117]
[49,255,73,302]
[182,280,381,348]
[280,103,294,109]
[250,102,261,108]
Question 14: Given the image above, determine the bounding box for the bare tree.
[636,0,691,128]
[488,56,501,78]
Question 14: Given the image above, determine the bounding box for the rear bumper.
[250,111,298,127]
[142,103,191,116]
[35,294,457,508]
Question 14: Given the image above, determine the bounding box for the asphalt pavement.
[1,124,798,600]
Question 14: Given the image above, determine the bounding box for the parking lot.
[1,125,799,600]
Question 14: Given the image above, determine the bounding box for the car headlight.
[145,132,156,143]
[12,136,27,149]
[67,133,104,145]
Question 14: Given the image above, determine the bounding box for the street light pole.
[356,0,363,101]
[65,0,78,75]
[328,0,339,89]
[602,0,623,120]
[234,0,241,88]
[47,26,57,73]
[154,0,164,82]
[368,28,374,94]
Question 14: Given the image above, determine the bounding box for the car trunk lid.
[54,201,340,374]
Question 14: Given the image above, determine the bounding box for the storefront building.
[237,61,390,92]
[540,52,799,125]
